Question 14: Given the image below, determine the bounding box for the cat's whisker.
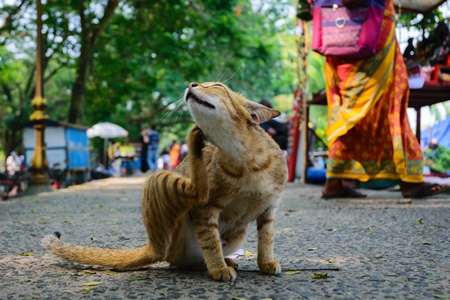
[217,69,227,82]
[222,63,244,84]
[161,98,186,129]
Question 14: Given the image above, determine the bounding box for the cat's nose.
[189,82,198,89]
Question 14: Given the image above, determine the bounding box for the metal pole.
[29,0,49,185]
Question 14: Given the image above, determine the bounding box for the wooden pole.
[29,0,49,185]
[415,107,421,142]
[300,20,309,183]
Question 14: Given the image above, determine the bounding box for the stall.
[23,120,90,186]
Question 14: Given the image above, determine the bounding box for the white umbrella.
[87,122,129,167]
[87,122,128,139]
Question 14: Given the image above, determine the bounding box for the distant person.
[5,151,21,176]
[259,99,288,151]
[169,140,181,169]
[180,141,189,161]
[140,128,149,173]
[160,147,171,170]
[147,125,160,172]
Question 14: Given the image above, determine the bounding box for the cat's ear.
[245,101,281,124]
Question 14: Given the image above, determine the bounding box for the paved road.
[1,175,449,299]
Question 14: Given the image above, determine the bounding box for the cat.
[42,82,288,282]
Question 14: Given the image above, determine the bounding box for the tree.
[67,0,120,124]
[0,0,296,157]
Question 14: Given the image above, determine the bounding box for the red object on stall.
[287,89,302,182]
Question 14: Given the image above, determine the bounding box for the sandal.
[322,187,367,199]
[402,183,450,199]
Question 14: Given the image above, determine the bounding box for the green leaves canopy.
[0,0,296,156]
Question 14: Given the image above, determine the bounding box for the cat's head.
[185,81,280,124]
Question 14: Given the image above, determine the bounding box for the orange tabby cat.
[42,82,288,281]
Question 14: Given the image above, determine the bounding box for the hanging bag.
[312,0,386,58]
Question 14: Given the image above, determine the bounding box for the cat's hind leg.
[224,258,239,270]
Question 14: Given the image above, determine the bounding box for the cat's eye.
[206,84,224,89]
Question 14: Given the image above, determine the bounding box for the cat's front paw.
[188,126,205,154]
[258,261,281,275]
[210,266,237,282]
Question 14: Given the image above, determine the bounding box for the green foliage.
[425,145,450,173]
[433,149,450,173]
[0,0,296,159]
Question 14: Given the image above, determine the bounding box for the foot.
[322,179,367,198]
[401,182,450,198]
[322,178,344,196]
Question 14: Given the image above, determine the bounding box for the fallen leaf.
[327,259,335,263]
[434,295,450,299]
[282,228,292,232]
[91,237,98,242]
[312,273,328,279]
[367,231,372,235]
[416,218,423,224]
[106,270,118,275]
[82,281,102,286]
[284,271,300,275]
[76,272,85,276]
[19,252,34,256]
[244,250,254,257]
[423,242,433,245]
[232,298,247,300]
[307,248,318,251]
[84,270,96,274]
[80,288,94,293]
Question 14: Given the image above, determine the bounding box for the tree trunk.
[68,50,92,124]
[67,0,119,124]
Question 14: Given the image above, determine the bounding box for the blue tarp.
[421,117,450,148]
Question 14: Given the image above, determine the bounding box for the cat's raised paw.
[210,266,237,282]
[259,261,281,275]
[188,126,206,155]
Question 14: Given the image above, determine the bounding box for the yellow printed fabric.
[324,0,423,183]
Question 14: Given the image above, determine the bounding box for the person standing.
[139,128,149,173]
[315,0,450,198]
[169,140,181,169]
[146,125,160,172]
[259,99,288,151]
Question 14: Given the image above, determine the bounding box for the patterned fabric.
[324,0,424,183]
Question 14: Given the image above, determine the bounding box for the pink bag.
[312,0,386,58]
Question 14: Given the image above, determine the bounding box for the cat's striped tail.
[42,232,159,269]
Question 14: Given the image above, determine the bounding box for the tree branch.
[0,0,27,46]
[0,0,27,32]
[90,0,120,46]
